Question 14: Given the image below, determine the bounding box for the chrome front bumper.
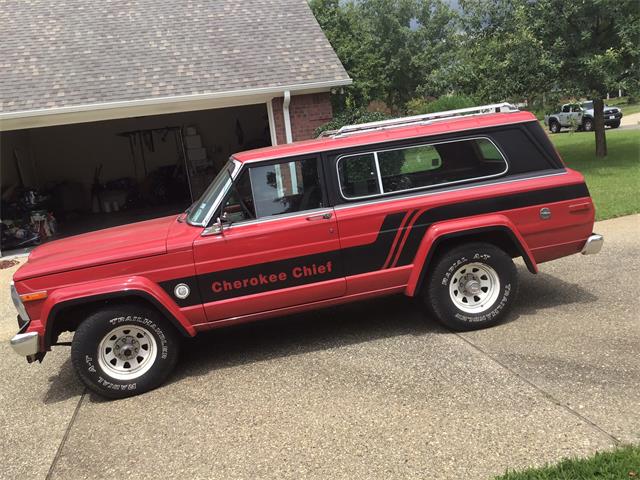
[10,332,39,357]
[581,233,604,255]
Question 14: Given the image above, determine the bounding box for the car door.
[193,155,345,322]
[570,104,583,125]
[559,104,571,126]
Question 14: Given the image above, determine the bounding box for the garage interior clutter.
[0,104,270,255]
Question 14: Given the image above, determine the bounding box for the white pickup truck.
[544,102,623,133]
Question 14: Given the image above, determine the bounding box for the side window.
[561,105,570,113]
[338,138,507,197]
[337,153,381,198]
[250,158,323,217]
[378,145,442,192]
[377,138,506,193]
[571,105,582,113]
[225,157,324,221]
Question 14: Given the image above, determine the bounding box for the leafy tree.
[311,0,639,158]
[437,0,557,104]
[313,108,390,137]
[406,94,478,115]
[310,0,457,111]
[526,0,640,156]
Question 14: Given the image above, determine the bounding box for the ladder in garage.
[320,103,520,138]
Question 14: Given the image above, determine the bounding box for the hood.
[14,215,177,281]
[583,106,619,116]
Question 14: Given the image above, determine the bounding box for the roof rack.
[320,102,519,138]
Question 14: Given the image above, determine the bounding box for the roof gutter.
[0,79,352,122]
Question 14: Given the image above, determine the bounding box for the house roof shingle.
[0,0,350,114]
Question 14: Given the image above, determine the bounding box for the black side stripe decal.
[340,211,406,277]
[386,209,419,269]
[160,183,589,306]
[395,182,589,265]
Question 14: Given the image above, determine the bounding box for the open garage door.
[0,103,270,255]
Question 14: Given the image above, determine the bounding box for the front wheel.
[71,304,180,399]
[423,243,518,331]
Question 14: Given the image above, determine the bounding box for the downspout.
[283,90,293,144]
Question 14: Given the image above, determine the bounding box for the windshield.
[187,159,239,226]
[582,101,593,110]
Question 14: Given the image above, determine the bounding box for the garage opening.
[0,103,271,255]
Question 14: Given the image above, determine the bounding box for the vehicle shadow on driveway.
[170,268,598,383]
[41,267,598,401]
[43,357,83,404]
[170,294,441,383]
[511,267,598,318]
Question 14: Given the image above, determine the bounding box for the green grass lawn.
[606,97,640,116]
[622,103,640,116]
[494,445,640,480]
[550,129,640,221]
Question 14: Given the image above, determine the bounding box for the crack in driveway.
[454,331,621,446]
[45,389,86,480]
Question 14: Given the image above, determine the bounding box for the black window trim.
[335,135,510,201]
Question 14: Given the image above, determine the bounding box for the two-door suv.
[10,104,603,398]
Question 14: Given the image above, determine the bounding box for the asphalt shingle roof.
[0,0,350,113]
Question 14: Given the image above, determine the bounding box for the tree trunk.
[594,97,607,157]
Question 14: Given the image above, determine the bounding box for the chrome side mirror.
[203,211,229,236]
[211,217,224,235]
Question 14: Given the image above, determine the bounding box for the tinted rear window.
[337,137,507,199]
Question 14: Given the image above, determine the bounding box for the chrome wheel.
[449,262,500,314]
[97,325,157,381]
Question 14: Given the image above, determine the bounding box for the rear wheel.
[610,121,620,129]
[71,304,180,399]
[549,120,560,133]
[583,118,594,131]
[423,243,518,331]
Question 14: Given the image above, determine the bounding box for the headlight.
[10,282,30,321]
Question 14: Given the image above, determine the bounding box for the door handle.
[306,212,332,221]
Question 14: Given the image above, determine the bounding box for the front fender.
[41,275,197,349]
[405,214,537,297]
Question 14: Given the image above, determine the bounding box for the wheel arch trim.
[405,215,537,297]
[42,277,197,349]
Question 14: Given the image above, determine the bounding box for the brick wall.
[271,92,333,144]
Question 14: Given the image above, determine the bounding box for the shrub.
[314,108,391,137]
[406,95,478,115]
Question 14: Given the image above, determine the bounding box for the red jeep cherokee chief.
[10,104,603,398]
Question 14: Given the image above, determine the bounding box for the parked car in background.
[545,102,623,133]
[545,103,584,133]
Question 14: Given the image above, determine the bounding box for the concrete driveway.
[1,215,638,480]
[620,111,640,129]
